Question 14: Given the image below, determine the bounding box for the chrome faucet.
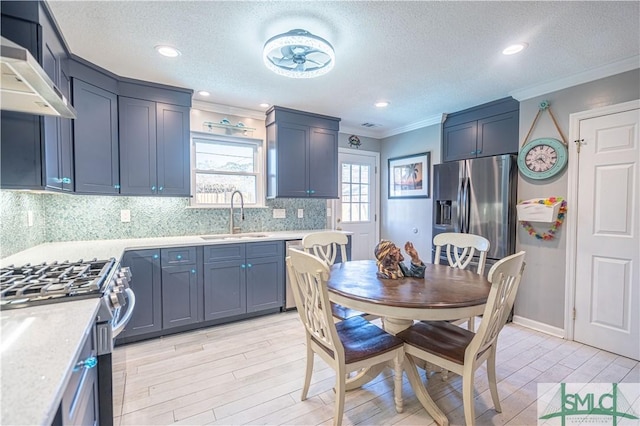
[230,190,244,234]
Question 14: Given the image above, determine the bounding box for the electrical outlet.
[297,209,304,218]
[120,209,131,223]
[27,211,34,227]
[273,209,286,219]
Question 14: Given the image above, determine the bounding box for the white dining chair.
[433,232,490,331]
[302,231,376,321]
[286,249,404,426]
[398,251,526,426]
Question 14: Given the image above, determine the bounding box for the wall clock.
[517,137,568,180]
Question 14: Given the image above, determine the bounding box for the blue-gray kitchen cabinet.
[204,241,284,320]
[266,106,340,199]
[119,249,162,338]
[161,247,200,329]
[203,244,247,321]
[119,97,191,196]
[246,241,284,313]
[0,3,73,191]
[443,97,519,162]
[71,75,119,194]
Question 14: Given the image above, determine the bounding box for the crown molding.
[510,55,640,101]
[339,124,383,139]
[191,100,266,119]
[379,113,446,139]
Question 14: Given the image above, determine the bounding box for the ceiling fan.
[262,29,335,78]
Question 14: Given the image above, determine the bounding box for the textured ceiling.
[47,1,640,138]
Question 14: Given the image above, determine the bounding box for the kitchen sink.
[200,233,270,241]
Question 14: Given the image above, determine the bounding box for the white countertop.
[0,230,330,268]
[0,299,100,426]
[0,229,339,424]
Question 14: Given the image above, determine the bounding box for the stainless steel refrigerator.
[432,154,518,269]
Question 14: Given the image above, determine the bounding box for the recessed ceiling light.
[502,42,528,55]
[259,103,270,108]
[155,45,181,57]
[198,91,210,96]
[375,101,389,108]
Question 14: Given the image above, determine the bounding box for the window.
[191,133,264,207]
[341,162,370,222]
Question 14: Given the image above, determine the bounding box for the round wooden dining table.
[326,260,492,426]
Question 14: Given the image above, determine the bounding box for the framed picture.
[388,152,430,199]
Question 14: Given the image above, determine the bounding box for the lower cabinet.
[118,249,162,339]
[204,241,284,321]
[119,242,284,342]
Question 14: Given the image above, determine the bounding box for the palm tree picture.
[389,152,430,198]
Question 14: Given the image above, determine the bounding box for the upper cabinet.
[70,59,120,194]
[1,2,73,191]
[442,97,519,162]
[1,1,193,196]
[266,106,340,199]
[119,83,191,196]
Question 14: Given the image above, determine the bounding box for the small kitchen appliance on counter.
[0,257,134,425]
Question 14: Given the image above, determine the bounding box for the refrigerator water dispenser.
[436,200,452,225]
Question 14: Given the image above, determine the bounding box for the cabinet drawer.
[161,247,196,266]
[246,241,284,259]
[204,244,245,263]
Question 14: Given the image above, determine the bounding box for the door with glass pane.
[335,149,379,260]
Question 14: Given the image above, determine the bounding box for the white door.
[573,106,639,360]
[334,149,379,260]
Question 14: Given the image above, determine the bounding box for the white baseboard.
[512,315,565,338]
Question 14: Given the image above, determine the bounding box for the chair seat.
[331,302,367,320]
[397,321,475,365]
[312,316,403,364]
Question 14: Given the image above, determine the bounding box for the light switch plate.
[297,209,304,218]
[273,209,286,219]
[120,209,131,223]
[27,211,34,227]
[326,207,332,217]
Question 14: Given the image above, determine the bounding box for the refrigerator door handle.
[462,177,470,233]
[457,177,465,232]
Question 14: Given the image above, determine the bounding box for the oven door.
[111,288,136,338]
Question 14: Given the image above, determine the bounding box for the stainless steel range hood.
[1,36,77,118]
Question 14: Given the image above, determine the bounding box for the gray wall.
[380,125,441,262]
[515,69,640,329]
[338,133,381,152]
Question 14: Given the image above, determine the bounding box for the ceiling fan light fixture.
[263,29,335,78]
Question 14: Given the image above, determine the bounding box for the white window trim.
[190,131,266,208]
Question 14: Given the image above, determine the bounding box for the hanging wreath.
[520,197,568,240]
[348,135,361,149]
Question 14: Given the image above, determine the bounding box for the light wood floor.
[112,311,639,426]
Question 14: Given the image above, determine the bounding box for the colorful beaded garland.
[520,197,568,240]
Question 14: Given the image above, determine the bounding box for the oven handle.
[112,288,135,338]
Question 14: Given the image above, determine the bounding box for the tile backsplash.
[0,191,327,258]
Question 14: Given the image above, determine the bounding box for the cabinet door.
[119,250,162,338]
[73,79,119,194]
[276,122,309,197]
[119,97,157,195]
[59,64,74,192]
[0,17,42,190]
[443,121,478,162]
[156,103,190,196]
[203,260,246,321]
[41,22,64,190]
[476,111,519,158]
[161,264,199,329]
[246,255,283,313]
[309,127,338,198]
